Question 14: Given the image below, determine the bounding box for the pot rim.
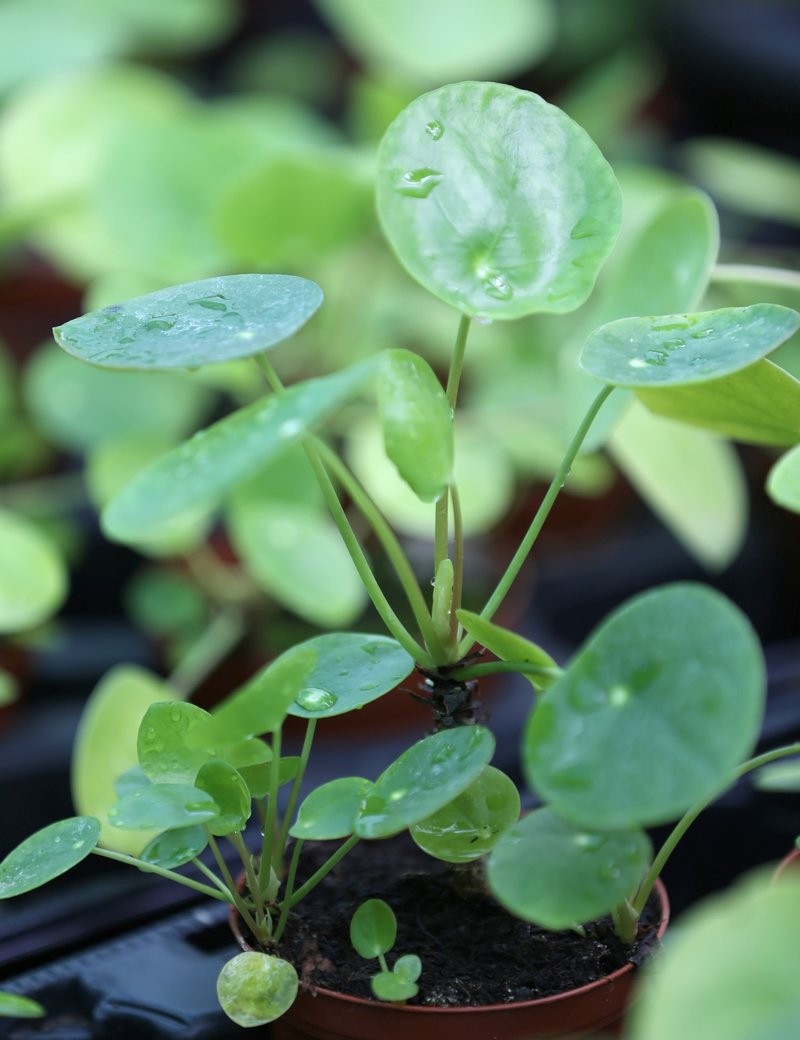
[230,877,669,1016]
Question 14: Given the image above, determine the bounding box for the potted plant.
[1,80,800,1037]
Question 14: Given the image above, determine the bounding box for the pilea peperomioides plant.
[2,81,800,1030]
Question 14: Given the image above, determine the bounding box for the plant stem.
[460,384,613,657]
[191,857,230,897]
[91,847,230,903]
[254,353,433,667]
[632,741,800,916]
[0,471,87,514]
[205,832,264,940]
[167,608,245,700]
[448,660,563,683]
[273,838,305,943]
[449,482,464,646]
[277,719,317,854]
[259,724,283,891]
[285,834,360,909]
[434,315,471,575]
[311,438,443,659]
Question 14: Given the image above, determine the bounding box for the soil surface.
[266,834,663,1007]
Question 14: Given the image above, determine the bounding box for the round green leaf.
[378,349,453,502]
[239,756,299,799]
[54,275,323,370]
[768,444,800,513]
[288,633,414,719]
[290,777,373,840]
[194,760,251,836]
[411,766,520,863]
[140,825,208,869]
[377,81,621,320]
[372,971,418,1003]
[108,783,218,830]
[0,817,100,898]
[72,664,176,854]
[101,358,379,543]
[350,898,396,958]
[629,871,800,1040]
[217,952,298,1028]
[487,809,651,929]
[394,954,422,983]
[0,992,45,1018]
[0,509,67,633]
[23,344,211,452]
[0,668,18,707]
[580,304,800,387]
[354,725,495,839]
[525,584,765,829]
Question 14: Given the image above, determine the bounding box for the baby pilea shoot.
[350,899,422,1002]
[1,81,800,1027]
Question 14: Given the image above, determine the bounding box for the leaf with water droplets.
[101,357,379,543]
[53,275,323,370]
[0,509,67,634]
[354,726,495,839]
[378,349,453,502]
[377,82,621,320]
[487,809,651,929]
[768,444,800,513]
[286,632,415,719]
[411,766,520,863]
[290,777,374,840]
[109,782,218,830]
[140,825,208,869]
[637,359,800,447]
[524,584,765,829]
[0,817,100,898]
[217,952,298,1028]
[194,760,251,836]
[580,304,800,387]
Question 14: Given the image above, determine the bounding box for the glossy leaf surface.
[767,445,800,513]
[0,817,100,898]
[109,783,218,830]
[0,509,66,633]
[371,971,418,1003]
[456,609,558,690]
[377,82,621,320]
[411,766,520,863]
[354,726,495,838]
[287,633,414,719]
[0,992,45,1018]
[217,952,298,1028]
[290,777,373,840]
[195,761,251,836]
[525,584,765,829]
[580,304,800,387]
[487,809,651,929]
[102,359,378,542]
[638,359,800,446]
[140,825,208,869]
[72,665,176,854]
[54,275,323,370]
[350,898,396,958]
[378,349,453,501]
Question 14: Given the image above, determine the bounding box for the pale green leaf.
[767,445,800,514]
[109,783,218,830]
[0,817,100,898]
[290,777,373,840]
[217,953,298,1028]
[350,898,396,959]
[140,825,208,869]
[0,992,45,1018]
[0,509,67,633]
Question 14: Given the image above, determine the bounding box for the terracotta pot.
[230,879,669,1040]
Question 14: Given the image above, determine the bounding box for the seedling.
[350,899,422,1002]
[1,81,800,1029]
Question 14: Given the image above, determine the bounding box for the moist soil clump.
[275,834,662,1007]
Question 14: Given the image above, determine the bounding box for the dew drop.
[574,833,603,850]
[599,865,622,882]
[609,685,630,707]
[186,801,211,813]
[651,320,690,332]
[295,687,338,712]
[644,349,669,366]
[169,706,183,723]
[691,327,714,340]
[662,338,685,350]
[483,273,513,301]
[191,297,228,312]
[145,319,175,332]
[396,168,443,199]
[279,418,303,438]
[569,214,604,240]
[424,120,444,141]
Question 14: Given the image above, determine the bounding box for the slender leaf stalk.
[91,847,229,903]
[259,725,283,890]
[204,832,264,940]
[277,719,317,853]
[191,857,230,897]
[168,608,245,700]
[434,315,471,575]
[273,837,305,943]
[449,482,464,647]
[448,660,563,682]
[286,834,360,909]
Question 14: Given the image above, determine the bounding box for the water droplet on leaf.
[424,120,444,140]
[570,215,604,240]
[396,168,443,199]
[295,688,338,712]
[483,274,513,301]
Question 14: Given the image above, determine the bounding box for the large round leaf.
[354,725,495,838]
[0,817,100,898]
[487,809,651,929]
[287,633,414,719]
[376,82,621,320]
[0,509,66,633]
[217,952,298,1028]
[101,358,379,543]
[580,304,800,387]
[108,783,218,830]
[72,665,176,854]
[524,584,765,829]
[54,275,322,370]
[290,777,373,840]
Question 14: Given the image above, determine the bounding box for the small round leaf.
[487,809,651,929]
[194,760,251,836]
[377,81,621,320]
[53,275,323,370]
[0,509,66,633]
[0,817,100,898]
[290,777,373,840]
[350,899,396,959]
[394,954,422,983]
[0,992,45,1018]
[371,971,418,1003]
[217,952,298,1028]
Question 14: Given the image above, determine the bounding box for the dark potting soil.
[272,834,663,1008]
